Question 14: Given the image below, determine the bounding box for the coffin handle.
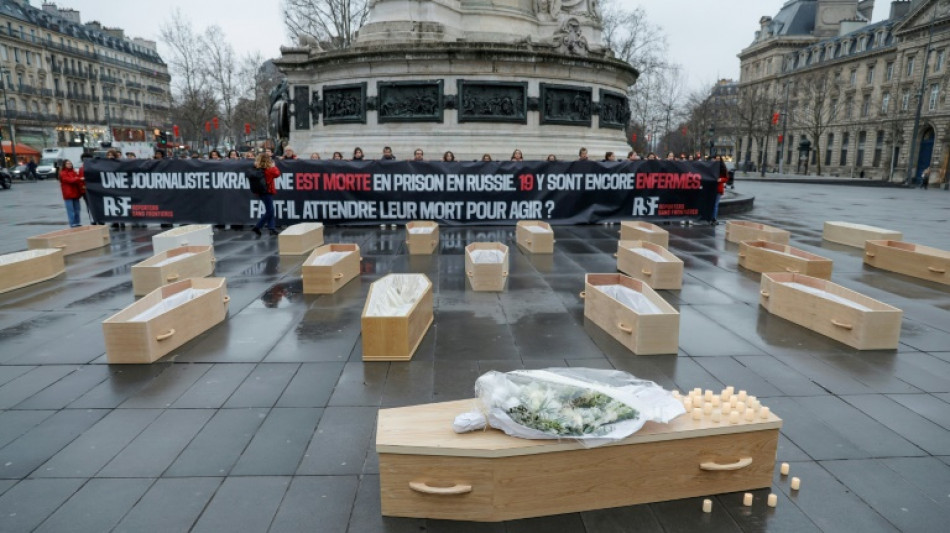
[760,290,770,298]
[579,291,586,299]
[784,267,799,273]
[467,271,473,277]
[699,457,753,471]
[613,253,618,258]
[210,257,216,263]
[166,274,179,282]
[865,251,876,258]
[737,253,746,258]
[617,322,633,334]
[502,271,508,277]
[409,481,472,496]
[525,240,532,245]
[928,266,946,274]
[155,329,176,341]
[641,268,653,276]
[223,296,231,304]
[830,318,854,330]
[55,244,67,249]
[334,273,344,280]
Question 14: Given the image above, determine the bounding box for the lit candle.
[780,462,790,476]
[760,407,771,419]
[730,411,740,424]
[743,493,753,506]
[702,499,712,513]
[791,477,801,491]
[767,494,777,508]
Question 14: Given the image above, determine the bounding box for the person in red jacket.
[58,160,84,227]
[252,152,281,235]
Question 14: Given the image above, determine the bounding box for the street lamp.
[0,67,18,168]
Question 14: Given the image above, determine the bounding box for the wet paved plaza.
[0,180,949,532]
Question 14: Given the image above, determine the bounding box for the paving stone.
[328,361,389,407]
[0,408,107,479]
[230,407,321,475]
[297,406,375,475]
[844,394,950,455]
[13,365,111,409]
[346,474,425,533]
[191,476,290,533]
[0,409,55,449]
[223,363,299,408]
[96,409,214,477]
[0,478,85,532]
[269,476,359,533]
[112,477,222,533]
[276,362,345,407]
[0,365,77,409]
[165,407,268,477]
[34,477,153,533]
[170,363,256,408]
[117,363,212,408]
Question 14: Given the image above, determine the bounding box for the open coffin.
[0,249,65,294]
[823,221,901,248]
[616,240,684,289]
[151,224,213,254]
[465,242,509,292]
[278,223,325,255]
[725,221,790,245]
[102,277,229,364]
[302,243,361,294]
[619,221,669,248]
[759,272,902,350]
[131,245,215,296]
[738,240,833,279]
[27,225,110,256]
[864,240,950,286]
[361,274,433,361]
[406,221,440,255]
[583,273,679,355]
[515,221,554,254]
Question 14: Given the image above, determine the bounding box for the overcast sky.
[61,0,890,90]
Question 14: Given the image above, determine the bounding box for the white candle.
[738,390,748,401]
[692,408,702,420]
[743,493,753,506]
[780,462,790,476]
[702,499,713,513]
[736,402,746,413]
[760,407,771,419]
[729,396,738,407]
[672,391,681,399]
[720,391,730,401]
[703,402,713,415]
[683,398,693,411]
[791,477,801,491]
[767,494,777,507]
[726,386,735,395]
[693,387,702,397]
[744,409,755,421]
[711,396,721,407]
[711,411,721,423]
[730,411,740,424]
[704,390,713,401]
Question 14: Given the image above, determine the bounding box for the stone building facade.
[0,0,171,156]
[738,0,950,184]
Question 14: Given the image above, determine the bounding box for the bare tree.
[735,84,778,173]
[600,0,669,76]
[160,9,218,148]
[282,0,369,50]
[233,54,282,145]
[790,74,832,175]
[202,25,239,144]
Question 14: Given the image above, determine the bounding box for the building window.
[850,70,857,86]
[0,45,6,61]
[938,50,946,72]
[930,84,940,111]
[846,98,853,119]
[902,92,911,111]
[866,65,875,83]
[873,130,884,167]
[886,62,894,81]
[882,93,890,114]
[840,132,850,166]
[862,97,870,117]
[13,48,19,63]
[856,131,867,167]
[831,98,838,119]
[906,56,915,77]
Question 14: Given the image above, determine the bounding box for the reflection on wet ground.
[0,181,949,531]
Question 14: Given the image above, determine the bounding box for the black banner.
[83,159,719,225]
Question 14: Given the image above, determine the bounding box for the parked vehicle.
[0,167,12,189]
[36,147,87,179]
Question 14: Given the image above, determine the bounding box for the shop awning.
[0,141,41,157]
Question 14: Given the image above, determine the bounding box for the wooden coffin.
[102,278,229,364]
[361,274,434,361]
[616,240,684,290]
[377,398,781,522]
[583,273,679,355]
[27,225,110,256]
[738,240,833,279]
[302,243,361,294]
[0,249,65,294]
[823,221,901,248]
[725,221,790,245]
[406,221,439,255]
[151,224,213,254]
[759,272,902,350]
[619,221,669,248]
[278,223,324,255]
[131,245,215,296]
[515,221,555,254]
[864,240,950,286]
[465,243,509,292]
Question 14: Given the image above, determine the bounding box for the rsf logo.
[632,196,659,216]
[103,196,132,217]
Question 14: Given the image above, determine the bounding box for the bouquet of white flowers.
[454,368,685,447]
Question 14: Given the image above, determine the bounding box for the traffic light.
[771,112,780,125]
[159,131,168,145]
[244,123,251,135]
[173,125,180,138]
[205,121,211,133]
[212,117,219,130]
[631,133,637,143]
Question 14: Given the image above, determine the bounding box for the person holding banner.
[57,160,84,227]
[251,153,281,236]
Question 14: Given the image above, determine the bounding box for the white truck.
[35,147,88,180]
